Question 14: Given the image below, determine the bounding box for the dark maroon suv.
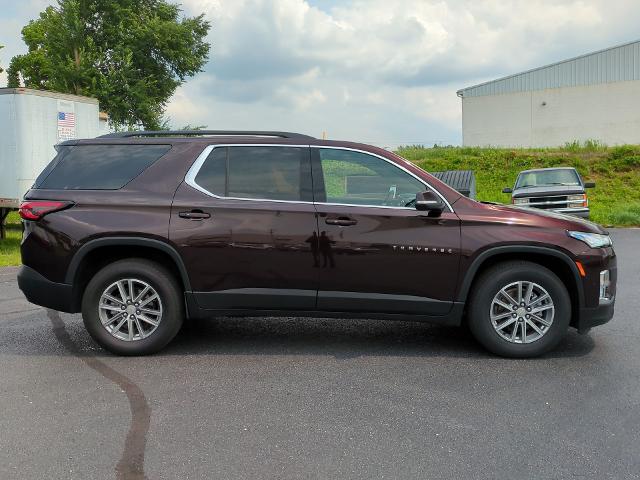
[17,131,616,357]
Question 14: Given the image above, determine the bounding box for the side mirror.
[415,191,445,216]
[584,182,595,188]
[502,187,513,194]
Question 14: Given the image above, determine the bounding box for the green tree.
[159,116,207,131]
[0,45,4,74]
[8,0,210,130]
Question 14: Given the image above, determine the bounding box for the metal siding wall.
[460,41,640,97]
[462,80,640,147]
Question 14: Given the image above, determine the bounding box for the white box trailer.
[0,88,104,237]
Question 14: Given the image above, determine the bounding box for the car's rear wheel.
[468,261,570,358]
[81,259,184,355]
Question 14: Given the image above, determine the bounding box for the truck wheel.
[81,259,184,355]
[468,261,570,358]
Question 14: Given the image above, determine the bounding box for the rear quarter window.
[36,144,171,190]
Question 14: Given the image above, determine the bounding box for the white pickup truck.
[0,88,105,237]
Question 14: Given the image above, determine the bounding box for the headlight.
[568,231,612,248]
[513,198,529,205]
[567,194,587,208]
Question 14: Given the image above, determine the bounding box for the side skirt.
[185,292,464,327]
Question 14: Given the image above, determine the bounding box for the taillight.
[19,201,73,220]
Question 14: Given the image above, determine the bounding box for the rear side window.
[36,144,171,190]
[193,147,227,196]
[194,146,309,201]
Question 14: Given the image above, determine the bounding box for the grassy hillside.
[398,143,640,226]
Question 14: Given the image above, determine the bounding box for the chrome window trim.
[184,144,454,212]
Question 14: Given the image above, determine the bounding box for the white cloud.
[170,0,640,144]
[4,0,640,144]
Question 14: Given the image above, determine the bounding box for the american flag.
[58,111,76,127]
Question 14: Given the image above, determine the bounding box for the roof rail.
[98,130,315,140]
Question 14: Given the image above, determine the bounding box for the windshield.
[515,169,581,188]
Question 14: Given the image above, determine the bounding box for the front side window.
[317,148,426,207]
[194,146,308,201]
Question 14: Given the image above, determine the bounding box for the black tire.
[81,259,184,355]
[468,261,570,358]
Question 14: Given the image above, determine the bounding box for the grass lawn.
[0,211,21,267]
[0,143,638,267]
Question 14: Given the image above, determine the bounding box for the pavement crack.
[47,309,151,480]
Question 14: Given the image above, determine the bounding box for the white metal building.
[457,40,640,147]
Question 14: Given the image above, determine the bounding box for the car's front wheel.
[81,259,184,355]
[468,261,571,358]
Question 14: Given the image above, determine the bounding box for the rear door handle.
[179,210,211,220]
[325,217,357,226]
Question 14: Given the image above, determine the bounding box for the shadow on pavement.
[3,309,595,360]
[161,315,596,361]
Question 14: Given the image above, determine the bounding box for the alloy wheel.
[489,280,555,344]
[98,278,163,341]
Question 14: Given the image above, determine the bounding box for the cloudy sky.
[2,0,640,145]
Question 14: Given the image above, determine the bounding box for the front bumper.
[558,208,590,219]
[533,207,590,218]
[17,265,75,313]
[574,246,616,332]
[577,298,615,333]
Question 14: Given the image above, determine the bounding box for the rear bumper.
[17,265,75,313]
[577,298,615,333]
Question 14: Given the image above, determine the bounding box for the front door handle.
[179,210,211,220]
[325,217,357,226]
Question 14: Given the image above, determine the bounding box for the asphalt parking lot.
[1,229,639,480]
